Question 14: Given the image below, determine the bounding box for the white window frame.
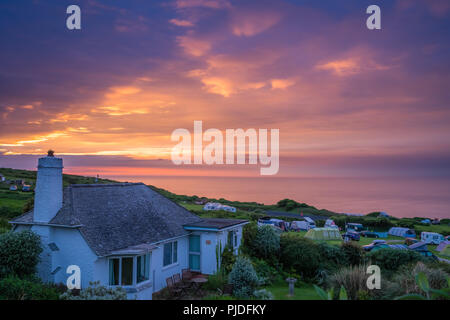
[162,241,178,268]
[108,253,152,287]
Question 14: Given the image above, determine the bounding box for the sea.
[99,175,450,219]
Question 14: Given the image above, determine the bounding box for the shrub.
[317,242,346,270]
[279,234,321,280]
[221,245,236,274]
[252,258,283,285]
[241,222,258,256]
[393,262,449,296]
[253,289,274,300]
[0,230,42,278]
[329,265,369,300]
[228,257,259,298]
[367,248,424,272]
[60,281,127,300]
[204,272,227,292]
[340,242,364,266]
[0,275,60,300]
[253,225,280,260]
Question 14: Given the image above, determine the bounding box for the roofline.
[97,233,190,258]
[183,220,249,232]
[9,221,83,228]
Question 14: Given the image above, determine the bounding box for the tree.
[228,257,259,298]
[253,225,280,260]
[0,231,42,278]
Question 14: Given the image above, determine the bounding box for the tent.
[388,227,416,238]
[304,228,342,241]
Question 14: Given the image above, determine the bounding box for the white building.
[10,152,248,299]
[203,202,236,213]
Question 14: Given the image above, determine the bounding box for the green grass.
[264,282,319,300]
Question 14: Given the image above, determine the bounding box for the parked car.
[345,223,364,232]
[363,240,387,251]
[342,231,360,241]
[431,219,440,225]
[360,231,380,238]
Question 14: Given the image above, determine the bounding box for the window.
[109,254,151,286]
[136,254,150,283]
[227,231,233,249]
[109,258,120,286]
[121,257,133,286]
[228,230,238,249]
[163,241,178,267]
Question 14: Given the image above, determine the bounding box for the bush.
[340,242,364,266]
[253,225,280,260]
[228,257,259,298]
[393,262,449,296]
[0,275,60,300]
[253,289,274,300]
[279,234,321,280]
[317,242,346,270]
[204,272,227,292]
[221,245,236,274]
[0,230,42,278]
[367,248,424,273]
[60,281,127,300]
[241,222,258,256]
[252,258,284,285]
[329,265,369,300]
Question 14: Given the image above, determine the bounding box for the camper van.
[346,223,364,232]
[257,217,289,231]
[421,232,445,245]
[325,219,339,229]
[291,220,310,231]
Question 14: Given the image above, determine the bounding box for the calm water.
[102,175,450,219]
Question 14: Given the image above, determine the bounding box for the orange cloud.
[177,35,211,56]
[271,78,296,90]
[316,58,361,76]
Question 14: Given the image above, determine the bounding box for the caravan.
[290,217,316,231]
[324,219,339,229]
[421,232,445,245]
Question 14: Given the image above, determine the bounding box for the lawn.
[264,282,319,300]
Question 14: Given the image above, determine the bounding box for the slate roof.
[183,218,248,230]
[11,183,206,256]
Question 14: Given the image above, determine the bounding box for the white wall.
[50,228,98,289]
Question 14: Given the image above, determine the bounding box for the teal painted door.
[189,235,201,271]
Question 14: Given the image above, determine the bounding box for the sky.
[1,0,450,179]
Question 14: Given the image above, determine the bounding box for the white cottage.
[10,152,248,299]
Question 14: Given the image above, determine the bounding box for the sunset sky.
[1,0,450,179]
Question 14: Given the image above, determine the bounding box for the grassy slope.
[0,168,116,233]
[1,168,449,239]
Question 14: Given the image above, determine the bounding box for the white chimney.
[33,150,63,223]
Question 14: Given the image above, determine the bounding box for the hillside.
[1,168,449,237]
[0,168,116,233]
